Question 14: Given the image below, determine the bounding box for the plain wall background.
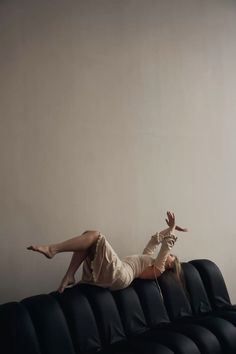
[1,0,236,304]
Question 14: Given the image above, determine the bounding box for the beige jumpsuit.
[80,230,177,290]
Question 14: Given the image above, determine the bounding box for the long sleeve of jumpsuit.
[142,228,177,273]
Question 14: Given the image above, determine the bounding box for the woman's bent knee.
[82,230,100,236]
[82,230,100,242]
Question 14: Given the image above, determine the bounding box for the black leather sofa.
[1,259,236,354]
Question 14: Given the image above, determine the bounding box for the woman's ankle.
[48,245,58,258]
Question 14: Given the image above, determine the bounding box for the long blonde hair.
[171,254,184,283]
[171,254,188,295]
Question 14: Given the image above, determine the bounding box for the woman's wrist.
[160,226,175,236]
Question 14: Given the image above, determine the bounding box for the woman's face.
[165,254,176,269]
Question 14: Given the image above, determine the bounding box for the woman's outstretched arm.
[139,212,187,280]
[142,211,187,256]
[142,232,163,256]
[139,233,177,280]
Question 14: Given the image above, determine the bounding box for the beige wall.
[1,0,236,304]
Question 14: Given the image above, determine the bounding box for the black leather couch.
[1,259,236,354]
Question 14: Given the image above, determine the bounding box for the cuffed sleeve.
[143,227,175,256]
[153,233,177,273]
[142,232,162,255]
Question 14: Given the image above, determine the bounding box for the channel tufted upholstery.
[1,259,236,354]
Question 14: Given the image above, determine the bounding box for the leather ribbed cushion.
[139,330,201,354]
[180,316,236,353]
[129,342,175,354]
[152,323,221,354]
[79,284,126,346]
[101,341,175,354]
[112,280,201,354]
[21,294,75,354]
[112,286,148,335]
[181,262,212,315]
[158,270,192,320]
[2,259,236,354]
[51,286,101,353]
[132,279,169,327]
[0,302,41,354]
[132,278,220,354]
[158,269,236,353]
[190,259,231,309]
[184,261,236,330]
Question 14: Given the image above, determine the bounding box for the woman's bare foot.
[58,274,76,294]
[27,245,55,259]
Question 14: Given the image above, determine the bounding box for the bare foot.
[27,245,55,259]
[58,275,76,294]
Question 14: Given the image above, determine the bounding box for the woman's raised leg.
[27,230,100,259]
[57,249,89,293]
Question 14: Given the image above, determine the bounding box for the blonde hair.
[171,254,183,283]
[171,254,188,294]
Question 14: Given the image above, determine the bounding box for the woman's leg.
[57,249,89,293]
[58,235,99,293]
[27,230,100,259]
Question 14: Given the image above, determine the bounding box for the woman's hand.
[165,211,188,232]
[165,211,175,229]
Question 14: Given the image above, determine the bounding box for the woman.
[27,211,187,293]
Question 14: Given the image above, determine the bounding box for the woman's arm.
[142,227,172,255]
[139,233,177,279]
[139,265,162,280]
[142,232,162,256]
[141,212,187,279]
[142,212,187,256]
[153,233,177,273]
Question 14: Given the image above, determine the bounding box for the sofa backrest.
[0,302,41,354]
[157,270,193,320]
[0,259,231,354]
[51,288,101,353]
[0,279,170,354]
[190,259,231,309]
[112,285,149,336]
[112,279,171,336]
[181,262,212,315]
[132,278,170,327]
[74,284,126,347]
[21,294,76,354]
